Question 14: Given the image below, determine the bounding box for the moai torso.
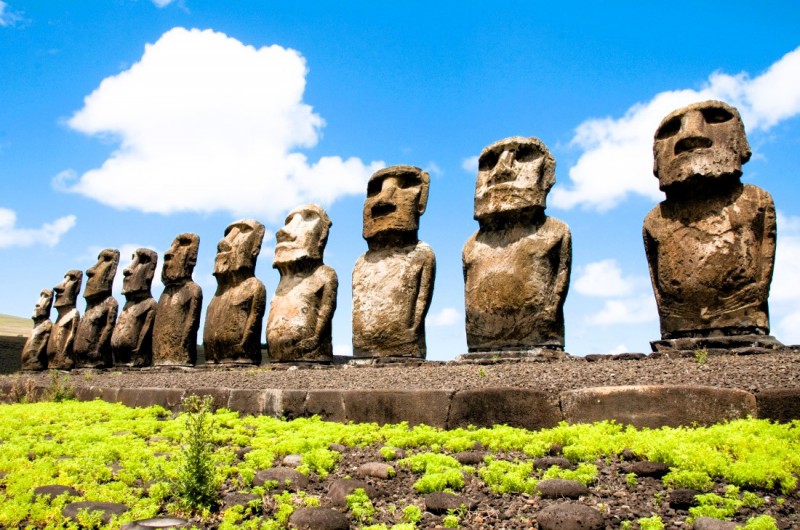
[153,233,202,366]
[112,248,158,366]
[75,249,120,368]
[203,219,267,365]
[47,270,83,370]
[21,289,54,371]
[645,100,777,340]
[463,137,571,353]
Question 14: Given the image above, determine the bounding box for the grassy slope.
[0,314,31,337]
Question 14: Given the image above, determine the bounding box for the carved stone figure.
[112,248,158,367]
[74,249,120,368]
[203,219,267,364]
[47,270,83,370]
[21,289,54,371]
[153,234,202,366]
[644,100,781,353]
[462,137,571,358]
[352,166,435,359]
[267,205,337,362]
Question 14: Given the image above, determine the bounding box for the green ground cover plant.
[0,399,796,528]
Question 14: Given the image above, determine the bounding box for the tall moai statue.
[112,248,158,367]
[352,166,436,359]
[203,219,267,365]
[462,137,571,359]
[74,249,120,368]
[644,100,781,353]
[267,204,338,362]
[47,270,83,370]
[21,289,54,371]
[153,233,203,366]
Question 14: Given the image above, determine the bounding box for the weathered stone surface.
[305,390,346,422]
[352,166,435,358]
[343,389,452,427]
[267,205,337,362]
[756,388,800,422]
[289,507,350,530]
[116,387,185,411]
[253,467,308,491]
[645,100,778,346]
[120,517,190,529]
[222,492,261,509]
[47,269,83,370]
[153,234,202,366]
[357,462,394,479]
[228,389,268,416]
[536,502,604,530]
[651,334,784,355]
[75,249,120,369]
[183,387,231,410]
[454,451,486,465]
[21,289,53,371]
[692,517,738,530]
[282,454,303,467]
[448,387,562,430]
[464,137,571,354]
[535,479,589,499]
[423,492,476,514]
[204,220,266,365]
[33,485,79,500]
[533,456,575,471]
[669,488,700,510]
[328,478,377,506]
[112,248,157,367]
[561,385,757,428]
[623,460,670,478]
[62,501,129,523]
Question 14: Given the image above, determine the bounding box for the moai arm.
[99,302,118,356]
[549,228,572,320]
[759,193,778,298]
[240,282,267,352]
[305,268,338,351]
[411,249,436,336]
[642,219,663,311]
[64,312,79,359]
[183,287,203,352]
[134,306,156,361]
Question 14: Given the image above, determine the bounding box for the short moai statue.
[153,233,202,366]
[352,166,436,359]
[112,248,158,367]
[21,289,54,371]
[644,100,781,353]
[462,137,571,360]
[267,204,338,362]
[47,270,83,370]
[203,219,267,365]
[74,249,120,368]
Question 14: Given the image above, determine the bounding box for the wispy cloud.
[0,208,76,248]
[57,27,383,221]
[551,46,800,211]
[585,294,658,326]
[428,307,460,327]
[573,259,640,298]
[0,1,22,27]
[461,155,478,173]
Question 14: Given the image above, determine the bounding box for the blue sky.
[1,1,799,360]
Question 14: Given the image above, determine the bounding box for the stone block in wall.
[561,385,756,428]
[756,388,800,423]
[306,390,346,422]
[263,389,307,419]
[228,389,268,416]
[447,387,562,430]
[116,387,185,411]
[183,387,230,410]
[343,389,453,427]
[73,385,120,403]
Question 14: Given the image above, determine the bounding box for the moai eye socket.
[701,106,734,124]
[479,150,500,171]
[398,174,420,189]
[656,116,682,140]
[367,177,383,197]
[515,144,539,163]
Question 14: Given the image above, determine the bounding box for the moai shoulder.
[21,289,54,371]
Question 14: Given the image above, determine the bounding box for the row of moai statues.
[21,100,781,368]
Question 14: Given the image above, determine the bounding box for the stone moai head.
[122,248,158,297]
[54,270,83,309]
[653,100,751,196]
[474,136,556,226]
[162,233,199,285]
[213,219,266,278]
[362,165,430,242]
[33,288,54,321]
[84,249,120,301]
[274,204,331,268]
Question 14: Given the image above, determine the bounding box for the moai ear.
[417,171,430,216]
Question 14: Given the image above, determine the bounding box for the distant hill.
[0,314,32,337]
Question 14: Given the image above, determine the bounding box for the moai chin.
[352,165,436,359]
[644,100,781,353]
[111,248,158,367]
[203,219,267,365]
[462,137,571,359]
[267,204,338,362]
[21,289,54,371]
[47,269,83,370]
[153,233,203,366]
[74,249,120,368]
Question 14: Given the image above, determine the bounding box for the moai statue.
[462,137,571,360]
[644,100,781,353]
[47,270,83,370]
[267,205,338,362]
[112,248,158,367]
[352,166,436,359]
[203,219,267,364]
[74,249,120,368]
[20,289,54,371]
[153,234,203,366]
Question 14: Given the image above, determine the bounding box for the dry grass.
[0,314,31,337]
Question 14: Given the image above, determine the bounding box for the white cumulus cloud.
[428,307,460,327]
[461,155,479,173]
[772,212,800,344]
[58,27,383,221]
[0,208,76,248]
[585,294,658,326]
[573,259,640,298]
[551,46,800,211]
